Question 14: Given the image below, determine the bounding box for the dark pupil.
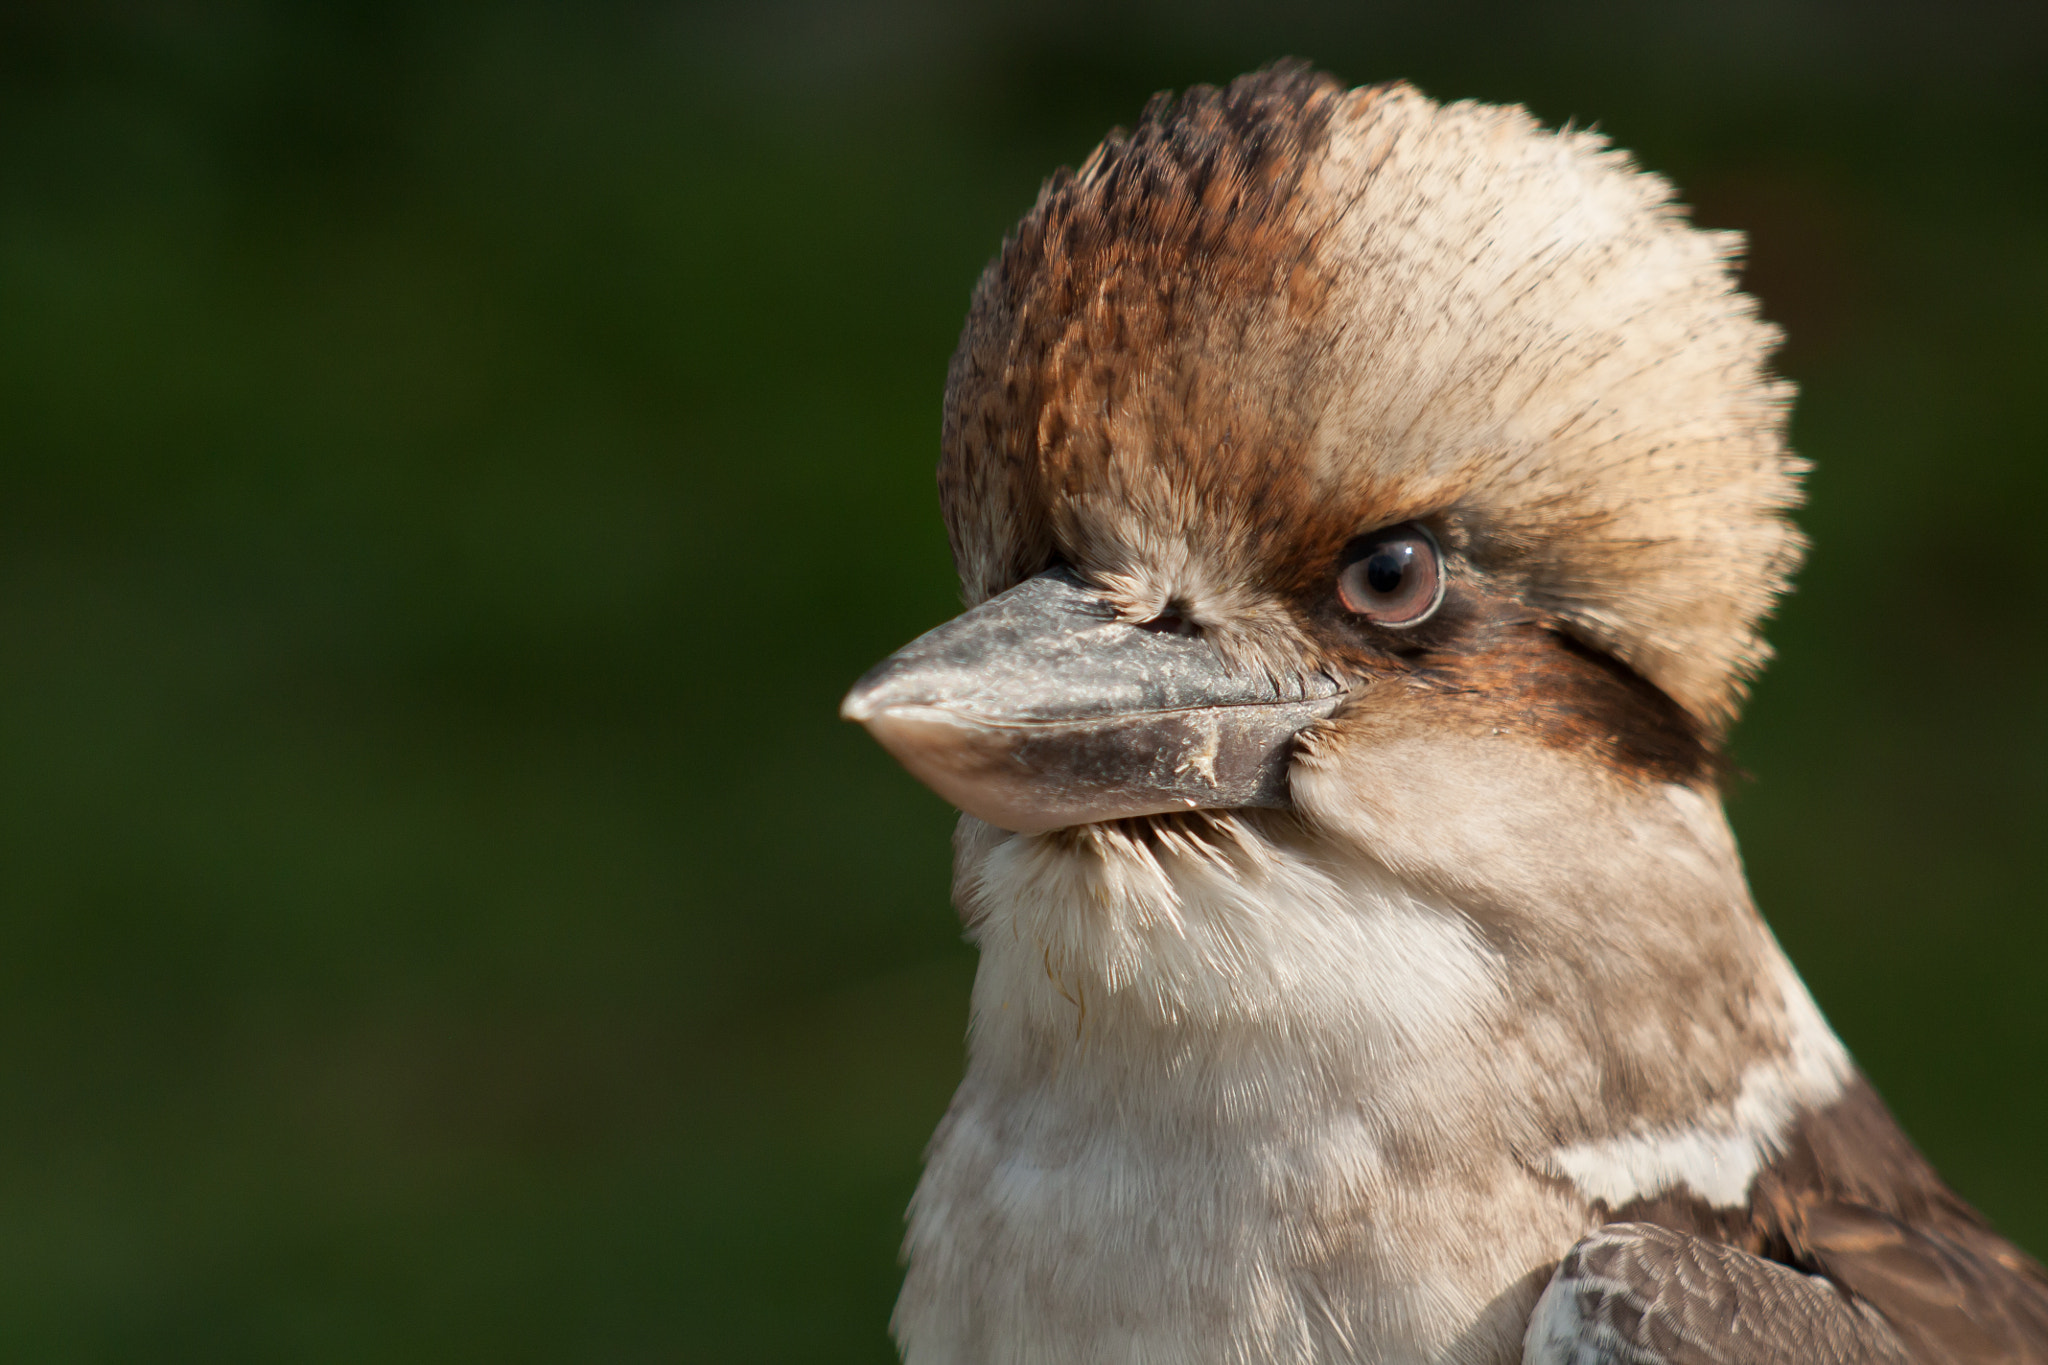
[1365,547,1408,596]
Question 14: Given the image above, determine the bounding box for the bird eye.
[1336,523,1444,627]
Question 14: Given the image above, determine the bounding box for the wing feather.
[1524,1222,1909,1365]
[1531,1075,2048,1363]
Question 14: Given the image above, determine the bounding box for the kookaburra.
[841,63,2048,1364]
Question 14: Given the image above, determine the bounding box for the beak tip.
[841,670,895,724]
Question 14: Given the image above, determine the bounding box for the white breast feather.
[894,817,1588,1365]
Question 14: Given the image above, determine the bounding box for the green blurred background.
[0,1,2042,1359]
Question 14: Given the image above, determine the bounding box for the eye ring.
[1335,522,1445,628]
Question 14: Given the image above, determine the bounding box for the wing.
[1764,1074,2048,1363]
[1528,1074,2048,1364]
[1524,1221,1910,1365]
[1796,1200,2048,1364]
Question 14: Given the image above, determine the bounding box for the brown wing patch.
[1609,1075,2048,1363]
[1762,1079,2048,1363]
[1533,1222,1912,1364]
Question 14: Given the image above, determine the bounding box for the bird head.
[844,64,1801,864]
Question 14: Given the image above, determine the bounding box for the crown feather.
[941,66,1803,732]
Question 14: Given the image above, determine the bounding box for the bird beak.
[841,568,1344,834]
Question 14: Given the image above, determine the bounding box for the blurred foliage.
[0,1,2041,1359]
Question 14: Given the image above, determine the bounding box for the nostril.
[1137,602,1201,637]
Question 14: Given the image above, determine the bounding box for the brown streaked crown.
[940,62,1803,733]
